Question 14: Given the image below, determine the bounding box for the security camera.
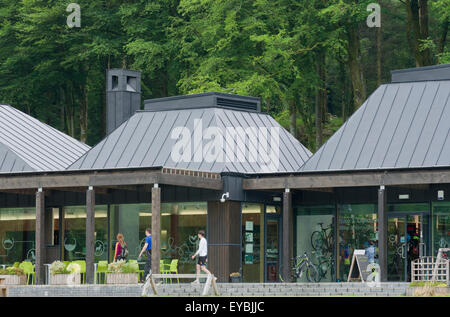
[220,192,230,203]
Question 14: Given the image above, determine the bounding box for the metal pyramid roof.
[69,107,312,174]
[301,79,450,172]
[0,105,91,173]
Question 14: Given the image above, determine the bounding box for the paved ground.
[6,282,409,297]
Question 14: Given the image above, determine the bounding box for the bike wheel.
[306,264,320,283]
[311,231,324,251]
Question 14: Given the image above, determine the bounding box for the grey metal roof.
[0,105,91,173]
[69,107,312,174]
[301,80,450,172]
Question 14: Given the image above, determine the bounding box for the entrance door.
[265,206,281,282]
[387,213,429,281]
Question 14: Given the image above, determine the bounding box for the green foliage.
[107,260,138,274]
[410,281,448,287]
[0,266,25,275]
[0,0,447,149]
[50,261,70,275]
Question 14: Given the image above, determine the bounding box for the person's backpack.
[120,242,129,259]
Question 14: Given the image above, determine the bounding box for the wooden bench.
[142,273,219,296]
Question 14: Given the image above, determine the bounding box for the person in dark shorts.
[138,228,152,283]
[191,230,212,284]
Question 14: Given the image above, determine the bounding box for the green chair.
[73,260,86,283]
[63,261,70,268]
[168,259,179,284]
[160,260,169,283]
[19,261,35,285]
[96,261,107,284]
[128,260,144,281]
[12,262,20,268]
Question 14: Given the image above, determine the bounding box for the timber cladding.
[207,201,241,282]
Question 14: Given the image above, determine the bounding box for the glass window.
[431,202,450,255]
[388,203,428,213]
[161,202,207,274]
[295,205,335,282]
[338,204,378,281]
[109,204,151,262]
[63,205,108,262]
[0,207,36,265]
[242,203,264,282]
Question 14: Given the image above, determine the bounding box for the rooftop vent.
[391,64,450,83]
[144,92,261,112]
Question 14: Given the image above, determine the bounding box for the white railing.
[411,249,450,285]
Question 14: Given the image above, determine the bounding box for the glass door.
[388,216,407,281]
[387,213,429,281]
[265,217,280,281]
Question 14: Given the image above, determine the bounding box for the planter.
[106,273,139,284]
[0,275,27,285]
[50,273,81,285]
[230,276,242,283]
[406,286,450,296]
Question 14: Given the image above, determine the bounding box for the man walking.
[138,228,152,283]
[191,230,212,284]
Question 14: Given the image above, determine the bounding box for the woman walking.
[114,233,128,261]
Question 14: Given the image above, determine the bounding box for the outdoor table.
[0,265,6,269]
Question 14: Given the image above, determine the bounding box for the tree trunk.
[79,83,88,144]
[289,99,297,139]
[347,24,367,110]
[405,0,432,66]
[377,25,382,86]
[438,17,448,60]
[315,49,326,150]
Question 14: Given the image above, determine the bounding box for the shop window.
[338,204,377,282]
[0,207,36,265]
[295,205,335,282]
[63,205,108,262]
[431,202,450,255]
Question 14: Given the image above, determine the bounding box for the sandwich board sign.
[347,249,371,282]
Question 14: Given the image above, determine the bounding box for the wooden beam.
[158,173,223,190]
[0,170,159,190]
[35,189,45,285]
[151,185,161,274]
[243,169,450,190]
[0,169,223,191]
[51,187,109,195]
[85,187,95,284]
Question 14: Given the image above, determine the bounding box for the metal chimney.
[106,69,141,134]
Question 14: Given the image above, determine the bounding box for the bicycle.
[311,223,334,254]
[292,252,320,282]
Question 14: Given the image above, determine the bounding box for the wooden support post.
[282,189,292,282]
[151,184,161,274]
[378,186,388,282]
[35,188,46,284]
[85,186,95,284]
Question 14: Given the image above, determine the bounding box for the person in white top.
[191,230,212,284]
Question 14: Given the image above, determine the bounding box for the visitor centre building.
[0,64,449,284]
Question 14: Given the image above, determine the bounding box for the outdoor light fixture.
[273,197,282,202]
[438,190,444,201]
[220,192,230,203]
[399,194,410,200]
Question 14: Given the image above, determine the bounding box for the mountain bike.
[292,252,320,282]
[311,222,334,254]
